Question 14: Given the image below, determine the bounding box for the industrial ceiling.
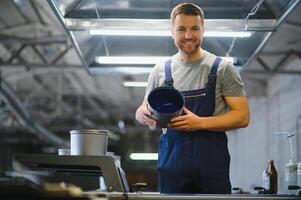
[47,0,298,75]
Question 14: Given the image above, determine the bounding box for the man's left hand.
[167,107,201,132]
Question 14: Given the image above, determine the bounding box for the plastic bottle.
[285,159,298,194]
[262,160,278,194]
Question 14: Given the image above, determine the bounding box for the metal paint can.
[70,129,108,155]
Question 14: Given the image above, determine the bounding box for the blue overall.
[157,57,231,194]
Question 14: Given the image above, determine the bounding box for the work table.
[14,154,301,200]
[85,191,301,200]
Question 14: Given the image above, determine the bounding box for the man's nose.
[185,30,193,38]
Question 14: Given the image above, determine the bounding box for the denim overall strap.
[207,57,222,89]
[164,59,173,87]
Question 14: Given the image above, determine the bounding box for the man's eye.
[177,28,185,31]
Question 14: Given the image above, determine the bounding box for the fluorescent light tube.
[123,81,148,87]
[96,56,234,65]
[130,153,158,160]
[205,31,252,38]
[90,29,170,36]
[96,56,170,65]
[89,30,252,38]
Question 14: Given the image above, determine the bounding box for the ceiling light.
[130,153,158,160]
[123,81,148,87]
[90,67,153,75]
[205,31,252,38]
[96,56,170,65]
[96,56,235,65]
[90,30,170,36]
[90,30,252,38]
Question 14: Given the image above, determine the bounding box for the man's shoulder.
[152,60,166,73]
[155,56,174,69]
[203,51,227,66]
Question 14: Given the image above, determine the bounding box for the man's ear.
[170,28,175,39]
[200,26,205,36]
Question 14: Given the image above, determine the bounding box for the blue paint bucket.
[147,87,184,128]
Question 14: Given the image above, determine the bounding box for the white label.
[263,173,270,190]
[285,164,297,185]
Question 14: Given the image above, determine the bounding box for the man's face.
[171,14,204,55]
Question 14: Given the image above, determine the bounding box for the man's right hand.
[135,102,157,128]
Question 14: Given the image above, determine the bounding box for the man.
[135,3,250,194]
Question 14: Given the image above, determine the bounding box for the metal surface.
[125,193,301,200]
[84,191,301,200]
[16,154,129,193]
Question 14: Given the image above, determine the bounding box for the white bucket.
[70,129,108,155]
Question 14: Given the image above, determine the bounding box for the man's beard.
[179,39,201,55]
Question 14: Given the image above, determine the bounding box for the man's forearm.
[196,109,249,132]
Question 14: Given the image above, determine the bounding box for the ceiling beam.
[257,57,271,71]
[31,45,48,64]
[29,0,47,26]
[50,46,69,64]
[0,64,82,68]
[249,50,301,75]
[0,34,67,45]
[0,22,29,32]
[0,22,53,34]
[285,20,301,28]
[277,0,300,26]
[244,70,301,75]
[273,50,294,71]
[4,44,28,64]
[63,0,83,17]
[11,0,31,24]
[241,32,273,71]
[260,51,301,56]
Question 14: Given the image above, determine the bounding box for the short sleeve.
[221,62,246,96]
[144,64,160,101]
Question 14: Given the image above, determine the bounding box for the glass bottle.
[262,160,278,194]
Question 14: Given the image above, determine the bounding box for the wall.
[228,55,301,194]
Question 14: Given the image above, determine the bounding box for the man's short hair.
[170,3,204,25]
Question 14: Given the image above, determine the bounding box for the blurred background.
[0,0,301,194]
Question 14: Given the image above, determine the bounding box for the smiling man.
[135,3,250,194]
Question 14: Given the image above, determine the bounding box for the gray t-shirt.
[144,50,246,115]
